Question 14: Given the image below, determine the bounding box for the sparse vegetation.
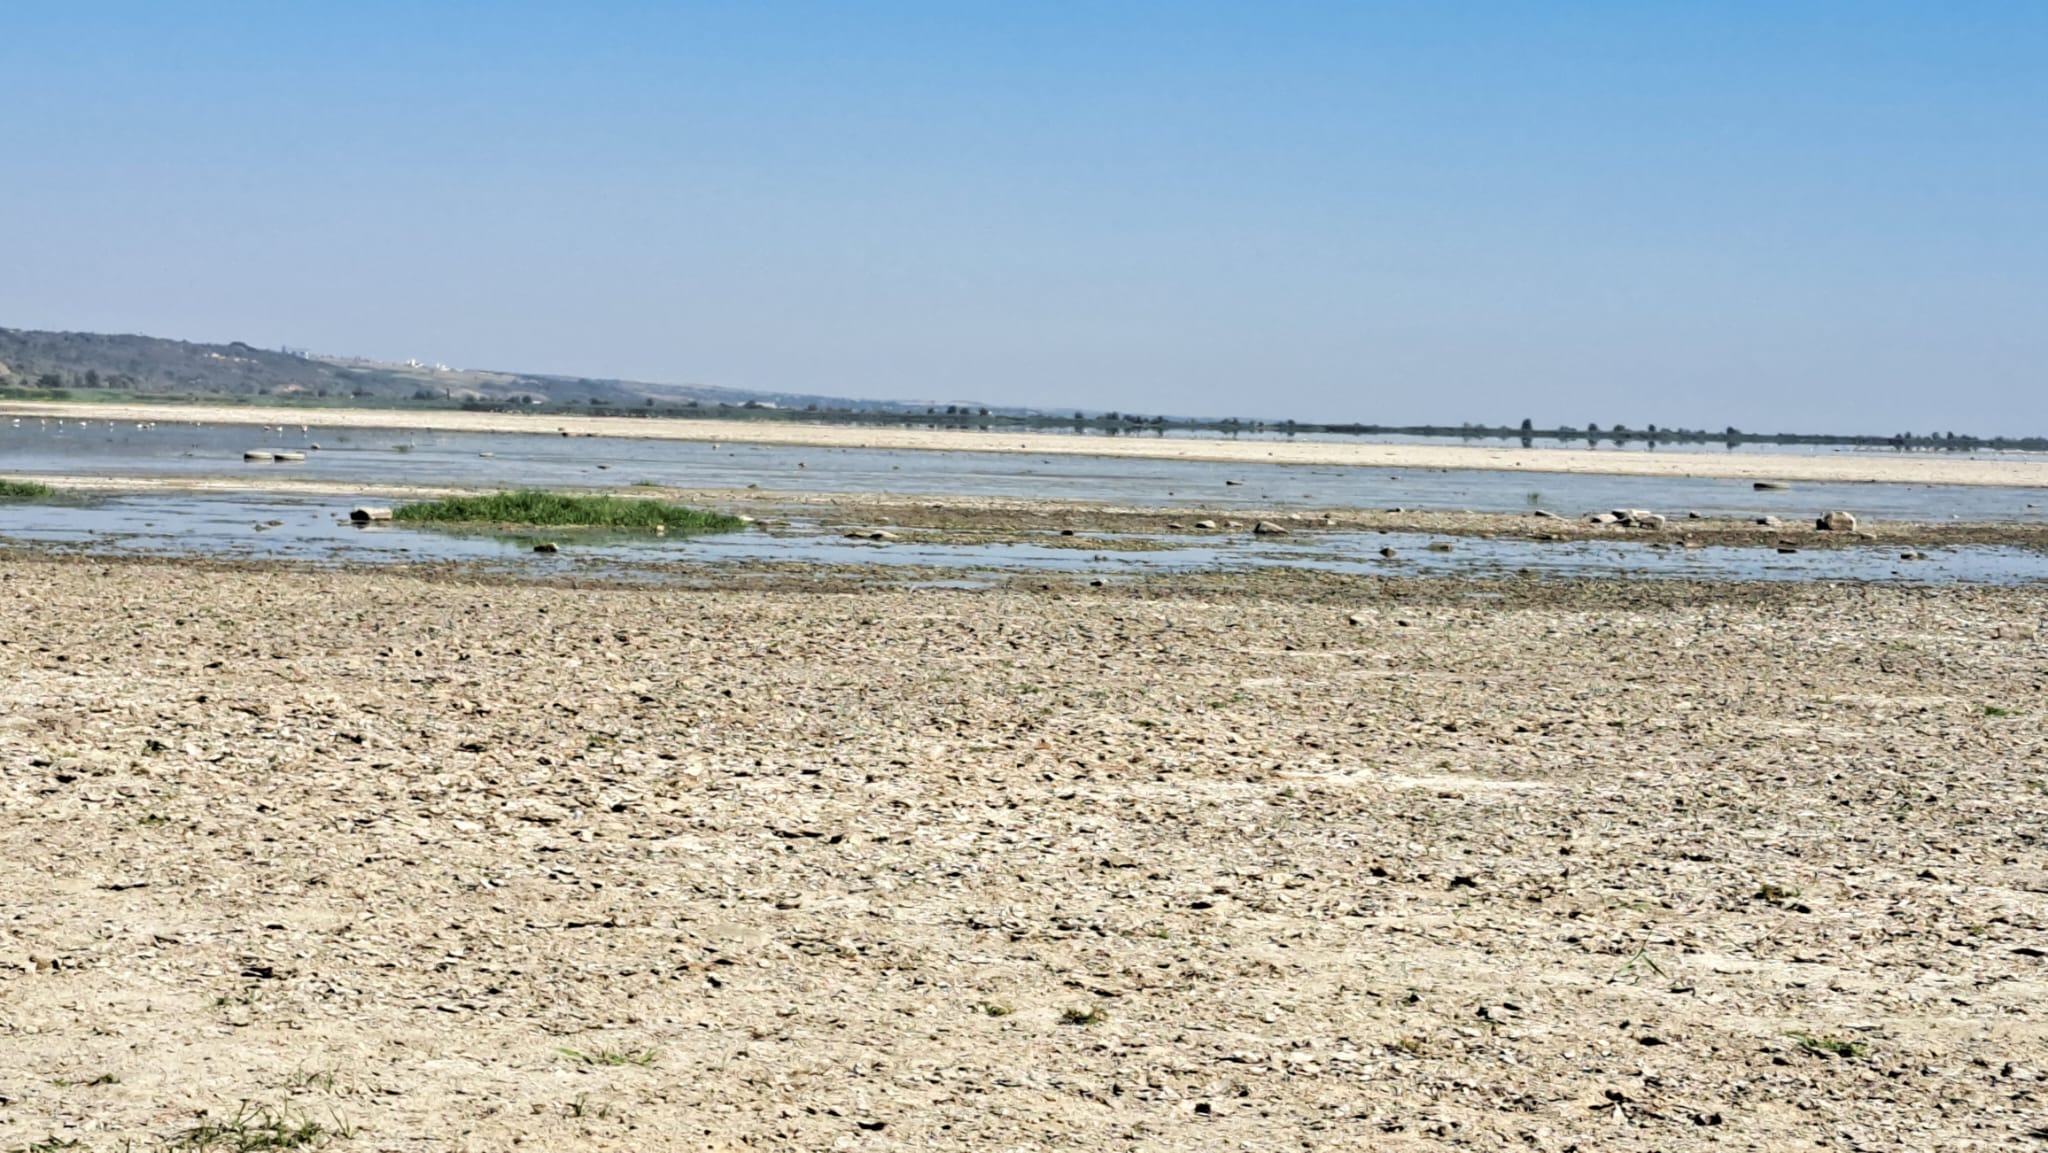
[391,491,744,532]
[1983,704,2016,717]
[164,1103,339,1150]
[1060,1006,1108,1026]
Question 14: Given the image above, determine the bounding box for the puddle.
[3,491,2046,585]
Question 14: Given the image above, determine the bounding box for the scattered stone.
[1531,509,1557,519]
[1900,551,1928,561]
[1587,513,1619,526]
[1193,520,1217,530]
[533,542,560,554]
[1427,541,1454,552]
[1253,521,1289,536]
[1816,510,1858,532]
[843,530,901,541]
[1755,481,1790,491]
[1379,547,1398,558]
[1756,516,1782,528]
[350,507,393,523]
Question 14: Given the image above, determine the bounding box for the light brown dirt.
[2,560,2046,1151]
[6,399,2048,487]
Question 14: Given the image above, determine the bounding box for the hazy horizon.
[3,3,2042,436]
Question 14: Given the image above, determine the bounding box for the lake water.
[4,419,2045,524]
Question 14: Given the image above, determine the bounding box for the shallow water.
[5,490,2045,585]
[3,419,2046,523]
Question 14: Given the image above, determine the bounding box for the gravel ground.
[2,557,2046,1152]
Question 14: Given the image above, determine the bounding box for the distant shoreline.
[7,398,2048,488]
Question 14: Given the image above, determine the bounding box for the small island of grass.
[391,491,745,533]
[0,479,55,501]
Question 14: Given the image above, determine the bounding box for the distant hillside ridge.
[0,324,932,411]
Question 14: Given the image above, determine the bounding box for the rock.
[1379,547,1397,558]
[1776,544,1798,554]
[1252,521,1289,535]
[1754,481,1790,491]
[272,451,306,462]
[1427,541,1454,552]
[843,529,901,541]
[505,798,571,824]
[1756,516,1782,528]
[533,542,560,554]
[1193,520,1217,530]
[349,507,393,523]
[1224,480,1244,487]
[1688,511,1704,519]
[1633,514,1667,530]
[1531,509,1558,519]
[243,450,272,461]
[1900,551,1928,561]
[1816,510,1858,532]
[1588,512,1619,526]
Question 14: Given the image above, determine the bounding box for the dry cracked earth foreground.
[1,558,2045,1152]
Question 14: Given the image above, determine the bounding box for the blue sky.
[2,2,2043,432]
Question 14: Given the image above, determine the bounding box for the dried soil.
[2,558,2046,1151]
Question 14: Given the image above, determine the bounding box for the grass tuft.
[0,479,55,501]
[165,1103,335,1150]
[391,491,744,532]
[1059,1006,1108,1026]
[557,1046,660,1067]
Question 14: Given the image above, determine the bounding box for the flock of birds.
[8,418,310,432]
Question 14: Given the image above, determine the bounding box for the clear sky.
[2,2,2042,433]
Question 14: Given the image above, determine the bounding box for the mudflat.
[2,557,2045,1151]
[7,399,2048,487]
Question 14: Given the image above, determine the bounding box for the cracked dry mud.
[1,558,2045,1151]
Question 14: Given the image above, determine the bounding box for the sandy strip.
[8,399,2048,487]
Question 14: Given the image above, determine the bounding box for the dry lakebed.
[0,551,2043,1151]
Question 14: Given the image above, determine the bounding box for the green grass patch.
[391,491,744,532]
[0,479,54,501]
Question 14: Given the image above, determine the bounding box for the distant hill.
[0,325,938,412]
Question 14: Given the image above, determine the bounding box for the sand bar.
[8,399,2048,487]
